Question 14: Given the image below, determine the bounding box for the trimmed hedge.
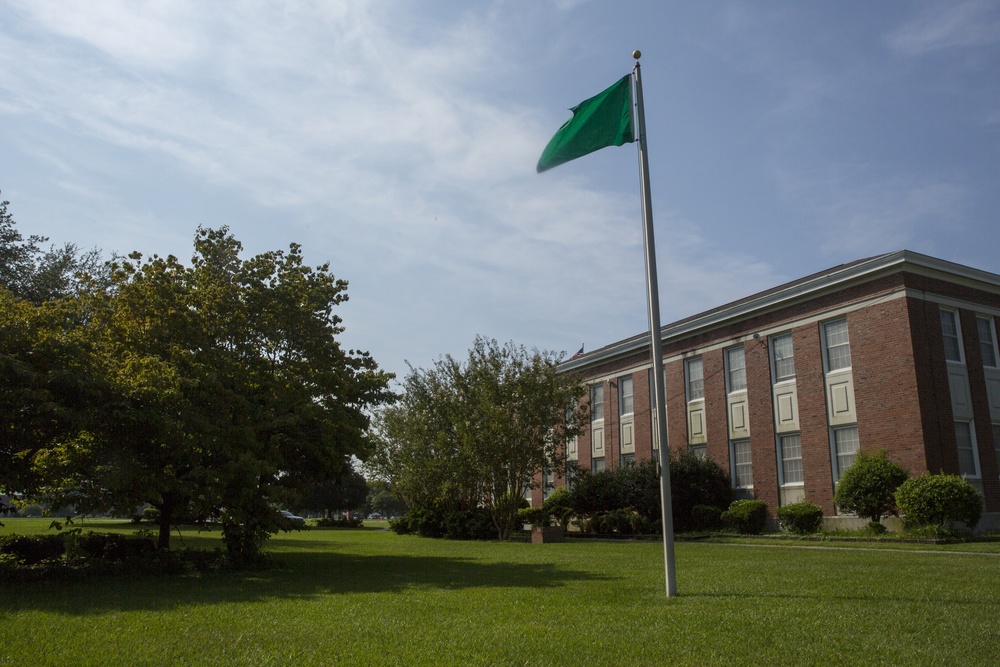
[722,499,768,535]
[895,474,982,529]
[776,501,824,535]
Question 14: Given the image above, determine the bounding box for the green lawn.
[2,519,999,666]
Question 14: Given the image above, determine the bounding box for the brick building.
[550,250,1000,529]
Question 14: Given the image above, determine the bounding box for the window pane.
[994,424,1000,480]
[772,334,795,382]
[727,347,746,392]
[780,434,803,484]
[687,358,704,400]
[592,457,605,473]
[834,426,859,481]
[824,319,852,371]
[978,317,998,367]
[620,376,634,415]
[733,440,753,488]
[590,385,604,422]
[955,422,978,477]
[689,444,707,460]
[940,310,963,362]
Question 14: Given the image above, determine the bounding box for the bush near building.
[722,500,768,535]
[834,449,908,524]
[895,474,983,530]
[776,501,824,535]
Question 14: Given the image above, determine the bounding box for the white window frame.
[977,315,999,369]
[590,384,604,423]
[619,375,634,416]
[831,425,860,483]
[686,357,704,401]
[822,318,852,373]
[770,332,795,383]
[730,439,753,489]
[994,423,1000,480]
[688,444,707,460]
[955,420,981,479]
[778,433,803,486]
[940,309,964,364]
[726,346,746,393]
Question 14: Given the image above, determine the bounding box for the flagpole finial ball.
[632,50,641,60]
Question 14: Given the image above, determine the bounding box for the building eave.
[560,249,1000,373]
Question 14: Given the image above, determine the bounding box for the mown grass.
[2,518,999,666]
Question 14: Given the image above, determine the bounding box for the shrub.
[315,517,363,528]
[542,488,574,527]
[834,449,908,523]
[722,499,768,535]
[690,504,723,531]
[895,474,982,529]
[517,507,549,528]
[777,501,824,535]
[0,534,65,565]
[669,453,734,532]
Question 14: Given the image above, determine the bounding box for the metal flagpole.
[632,50,677,597]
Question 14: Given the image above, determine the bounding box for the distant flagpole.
[632,50,677,597]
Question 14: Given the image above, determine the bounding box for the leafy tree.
[303,461,369,518]
[29,227,393,560]
[367,336,588,540]
[833,449,908,524]
[365,480,407,518]
[0,194,106,304]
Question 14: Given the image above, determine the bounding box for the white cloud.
[887,0,1000,56]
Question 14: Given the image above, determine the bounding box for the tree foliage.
[3,214,392,562]
[367,336,588,540]
[833,449,909,523]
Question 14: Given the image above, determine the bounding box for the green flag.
[536,74,635,173]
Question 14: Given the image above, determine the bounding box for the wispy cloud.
[886,0,1000,56]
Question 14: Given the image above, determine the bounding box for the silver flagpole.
[632,50,677,597]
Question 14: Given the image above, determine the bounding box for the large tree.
[29,227,393,559]
[368,336,587,540]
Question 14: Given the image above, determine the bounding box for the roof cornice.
[561,250,1000,373]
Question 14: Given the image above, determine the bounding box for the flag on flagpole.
[570,344,584,359]
[536,74,635,173]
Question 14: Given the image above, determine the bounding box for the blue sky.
[2,1,998,383]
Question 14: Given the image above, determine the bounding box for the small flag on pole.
[536,74,635,173]
[570,344,584,359]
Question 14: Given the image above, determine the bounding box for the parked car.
[279,510,306,527]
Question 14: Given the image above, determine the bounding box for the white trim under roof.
[561,250,1000,373]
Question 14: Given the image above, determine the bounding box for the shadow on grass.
[2,550,612,615]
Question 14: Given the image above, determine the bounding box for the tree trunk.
[157,499,174,549]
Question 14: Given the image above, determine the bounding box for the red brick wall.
[746,337,778,512]
[792,320,835,512]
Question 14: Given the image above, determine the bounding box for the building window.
[823,319,852,372]
[940,309,963,363]
[779,434,803,485]
[591,457,605,473]
[591,384,604,422]
[542,469,555,499]
[726,346,746,393]
[688,444,707,460]
[994,424,1000,480]
[771,333,795,382]
[619,376,634,416]
[686,357,704,400]
[832,426,860,482]
[621,453,636,467]
[731,439,753,488]
[955,421,980,478]
[977,316,998,368]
